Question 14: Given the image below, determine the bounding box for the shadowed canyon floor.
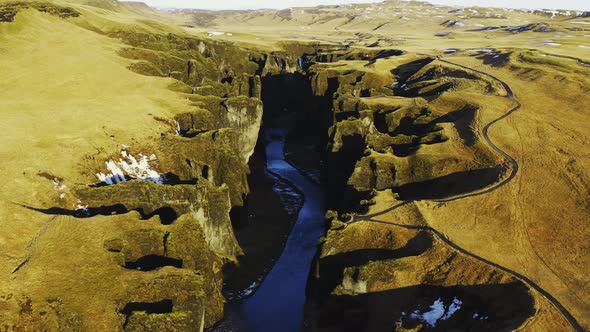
[0,0,589,331]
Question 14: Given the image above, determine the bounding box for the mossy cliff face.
[5,212,226,330]
[0,3,303,331]
[301,54,505,211]
[76,180,242,259]
[305,216,538,332]
[0,1,80,22]
[299,51,558,331]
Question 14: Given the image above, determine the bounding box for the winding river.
[218,128,325,332]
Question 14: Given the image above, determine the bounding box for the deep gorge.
[212,58,333,331]
[8,25,540,331]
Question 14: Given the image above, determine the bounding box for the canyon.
[0,1,589,331]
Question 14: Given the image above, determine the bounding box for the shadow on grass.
[310,282,535,332]
[395,167,504,200]
[310,231,433,299]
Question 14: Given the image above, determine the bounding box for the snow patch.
[408,297,462,327]
[536,40,561,46]
[207,32,233,37]
[53,181,67,191]
[572,21,590,25]
[410,299,445,327]
[469,48,495,54]
[96,151,163,185]
[241,281,260,297]
[442,298,462,320]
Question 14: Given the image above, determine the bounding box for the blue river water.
[218,128,325,331]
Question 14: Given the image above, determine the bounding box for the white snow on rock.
[241,281,260,297]
[53,181,67,191]
[544,10,559,19]
[54,180,68,199]
[468,48,495,54]
[537,40,561,46]
[442,298,462,320]
[96,151,163,185]
[208,31,234,37]
[410,299,445,327]
[409,297,462,327]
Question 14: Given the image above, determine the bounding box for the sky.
[136,0,590,11]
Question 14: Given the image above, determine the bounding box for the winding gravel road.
[352,55,584,332]
[435,56,521,202]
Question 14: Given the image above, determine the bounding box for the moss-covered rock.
[0,1,80,22]
[76,179,242,259]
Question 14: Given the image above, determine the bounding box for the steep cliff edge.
[0,3,299,330]
[297,50,580,331]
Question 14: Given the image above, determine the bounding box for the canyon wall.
[0,3,302,330]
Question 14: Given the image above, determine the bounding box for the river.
[213,128,325,332]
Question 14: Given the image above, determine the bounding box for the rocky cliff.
[0,2,299,330]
